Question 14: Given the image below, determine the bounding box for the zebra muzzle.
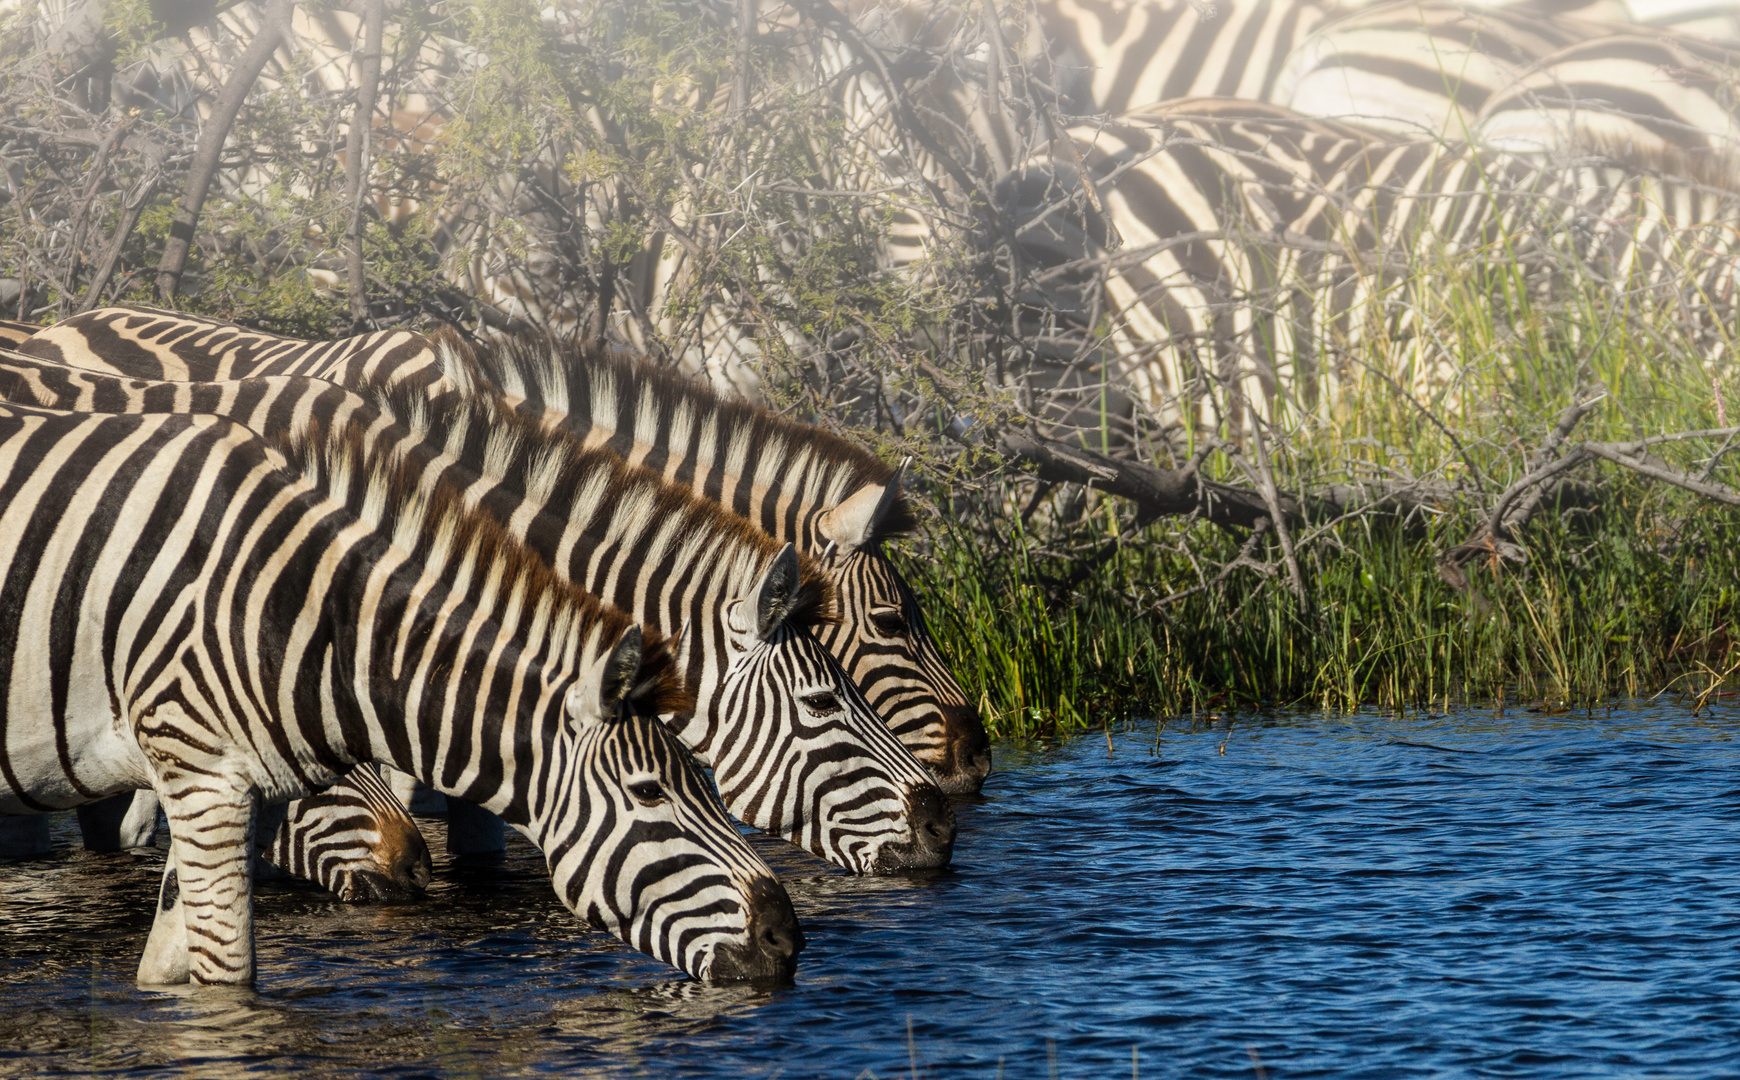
[709,877,803,983]
[932,706,992,796]
[873,784,956,872]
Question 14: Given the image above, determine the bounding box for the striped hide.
[1273,1,1611,138]
[1474,33,1740,186]
[434,335,994,795]
[17,305,446,391]
[0,399,798,985]
[1037,0,1338,116]
[1003,98,1740,429]
[0,349,955,872]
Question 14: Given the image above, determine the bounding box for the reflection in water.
[4,705,1740,1078]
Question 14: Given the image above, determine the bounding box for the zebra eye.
[801,691,842,715]
[869,608,906,636]
[627,780,666,806]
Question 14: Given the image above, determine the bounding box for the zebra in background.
[1271,1,1603,138]
[1473,32,1740,185]
[17,308,994,795]
[0,347,957,872]
[1273,0,1740,181]
[1001,97,1740,431]
[0,399,800,985]
[1036,0,1338,116]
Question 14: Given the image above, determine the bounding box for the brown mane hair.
[452,333,919,543]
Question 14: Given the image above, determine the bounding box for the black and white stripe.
[0,347,955,871]
[1038,0,1337,116]
[20,312,994,795]
[0,400,797,984]
[438,336,994,795]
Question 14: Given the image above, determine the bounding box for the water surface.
[3,702,1739,1077]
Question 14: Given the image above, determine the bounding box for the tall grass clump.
[900,237,1740,739]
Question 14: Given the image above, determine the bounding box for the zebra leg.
[76,790,160,851]
[157,781,258,985]
[139,708,260,984]
[137,841,190,985]
[446,800,506,856]
[0,813,52,858]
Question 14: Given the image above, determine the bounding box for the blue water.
[3,702,1739,1078]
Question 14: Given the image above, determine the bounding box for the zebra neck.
[330,541,551,830]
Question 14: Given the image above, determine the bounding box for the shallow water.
[4,702,1740,1078]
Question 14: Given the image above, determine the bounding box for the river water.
[3,702,1738,1078]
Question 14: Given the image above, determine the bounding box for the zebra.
[0,348,957,872]
[1036,0,1339,117]
[1272,1,1604,139]
[0,319,38,350]
[19,309,994,795]
[1273,0,1740,186]
[11,303,445,390]
[1473,32,1740,186]
[1000,97,1740,429]
[0,398,800,985]
[432,335,994,796]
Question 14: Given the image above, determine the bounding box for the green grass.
[895,244,1740,740]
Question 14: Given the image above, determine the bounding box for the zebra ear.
[817,464,904,553]
[752,544,803,640]
[566,626,643,728]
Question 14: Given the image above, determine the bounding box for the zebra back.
[0,318,39,349]
[1038,0,1337,115]
[19,305,444,390]
[1274,0,1607,138]
[1474,33,1740,187]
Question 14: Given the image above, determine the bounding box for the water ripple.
[3,704,1740,1076]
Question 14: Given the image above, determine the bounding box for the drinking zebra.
[0,348,956,872]
[438,335,995,794]
[18,309,993,794]
[0,399,799,985]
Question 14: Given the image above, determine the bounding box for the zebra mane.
[273,413,695,718]
[356,369,840,633]
[439,332,919,543]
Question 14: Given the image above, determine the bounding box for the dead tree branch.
[344,0,385,331]
[155,0,296,302]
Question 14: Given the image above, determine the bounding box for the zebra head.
[690,544,957,875]
[812,472,991,796]
[543,625,803,982]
